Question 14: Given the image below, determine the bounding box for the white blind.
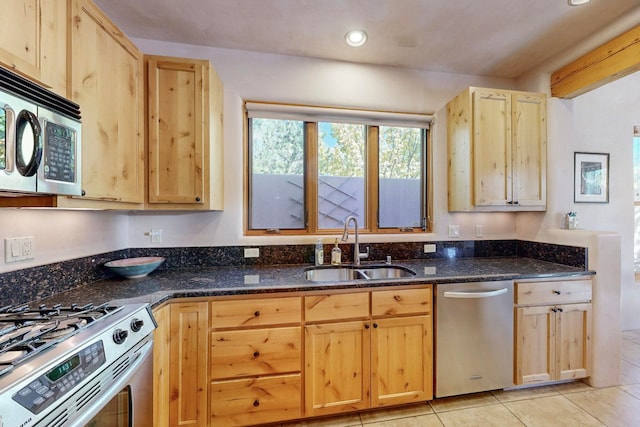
[245,102,433,128]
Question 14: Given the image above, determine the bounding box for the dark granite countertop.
[37,257,594,309]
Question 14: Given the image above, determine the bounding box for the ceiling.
[94,0,640,79]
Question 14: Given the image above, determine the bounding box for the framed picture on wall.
[574,152,609,203]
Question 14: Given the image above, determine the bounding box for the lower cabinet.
[514,279,592,385]
[305,287,433,417]
[210,297,303,426]
[154,286,433,426]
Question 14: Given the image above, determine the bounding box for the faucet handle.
[359,246,369,260]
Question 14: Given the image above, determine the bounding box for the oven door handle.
[443,288,508,299]
[67,338,153,427]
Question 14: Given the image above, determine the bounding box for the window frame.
[244,103,433,236]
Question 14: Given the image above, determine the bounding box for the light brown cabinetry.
[210,297,302,426]
[0,0,68,96]
[169,301,209,426]
[447,87,546,212]
[145,55,224,210]
[152,304,170,427]
[56,0,145,208]
[305,287,432,417]
[514,279,592,385]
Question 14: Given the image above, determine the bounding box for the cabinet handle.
[553,290,561,295]
[253,399,260,407]
[195,196,201,202]
[513,201,520,205]
[557,307,564,313]
[551,308,557,313]
[253,351,260,358]
[364,324,370,329]
[373,323,378,328]
[254,310,260,317]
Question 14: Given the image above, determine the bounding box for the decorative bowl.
[104,257,165,279]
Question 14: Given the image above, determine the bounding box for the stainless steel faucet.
[342,215,369,265]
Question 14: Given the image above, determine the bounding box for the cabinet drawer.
[211,374,301,426]
[305,292,369,322]
[372,287,431,316]
[211,327,301,379]
[211,297,301,328]
[515,279,592,305]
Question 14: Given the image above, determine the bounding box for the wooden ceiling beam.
[550,25,640,99]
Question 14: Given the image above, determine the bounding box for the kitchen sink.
[304,265,416,282]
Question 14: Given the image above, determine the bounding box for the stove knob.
[131,318,144,332]
[113,329,128,344]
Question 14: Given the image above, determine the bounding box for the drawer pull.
[364,324,370,329]
[254,310,260,317]
[253,351,260,358]
[553,290,561,295]
[253,399,260,407]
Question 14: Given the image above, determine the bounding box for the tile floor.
[282,330,640,427]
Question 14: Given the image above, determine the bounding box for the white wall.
[518,71,640,330]
[127,39,518,249]
[0,210,129,273]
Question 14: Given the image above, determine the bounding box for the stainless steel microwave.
[0,67,81,196]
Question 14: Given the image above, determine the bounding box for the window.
[246,103,432,235]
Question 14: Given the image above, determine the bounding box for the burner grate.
[0,303,122,377]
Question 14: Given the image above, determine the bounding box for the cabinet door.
[472,90,512,207]
[152,305,170,427]
[170,301,209,426]
[0,0,67,95]
[512,93,546,207]
[556,303,591,381]
[305,321,370,416]
[371,315,432,407]
[68,0,144,205]
[147,56,205,205]
[515,305,554,385]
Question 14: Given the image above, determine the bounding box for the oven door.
[76,340,153,427]
[36,338,154,427]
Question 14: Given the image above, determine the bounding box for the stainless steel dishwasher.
[435,280,514,397]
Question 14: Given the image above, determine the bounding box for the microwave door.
[0,103,37,194]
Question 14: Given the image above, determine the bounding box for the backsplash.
[0,240,586,306]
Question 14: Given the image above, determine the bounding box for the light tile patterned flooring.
[282,330,640,427]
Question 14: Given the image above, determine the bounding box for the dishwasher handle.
[443,287,508,299]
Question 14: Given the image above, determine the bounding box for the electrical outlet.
[475,224,483,238]
[244,248,260,258]
[4,236,34,263]
[448,225,460,238]
[150,229,162,243]
[424,244,436,253]
[22,237,34,257]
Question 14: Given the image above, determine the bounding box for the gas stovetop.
[0,303,122,377]
[0,302,156,427]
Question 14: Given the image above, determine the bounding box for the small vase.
[565,215,578,230]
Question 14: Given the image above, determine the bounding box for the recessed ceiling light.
[345,30,368,47]
[568,0,591,5]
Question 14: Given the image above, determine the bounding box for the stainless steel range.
[0,302,156,427]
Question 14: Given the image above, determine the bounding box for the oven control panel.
[11,341,106,414]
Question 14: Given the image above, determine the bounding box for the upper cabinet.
[145,55,224,210]
[57,0,145,209]
[0,0,68,96]
[447,87,547,212]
